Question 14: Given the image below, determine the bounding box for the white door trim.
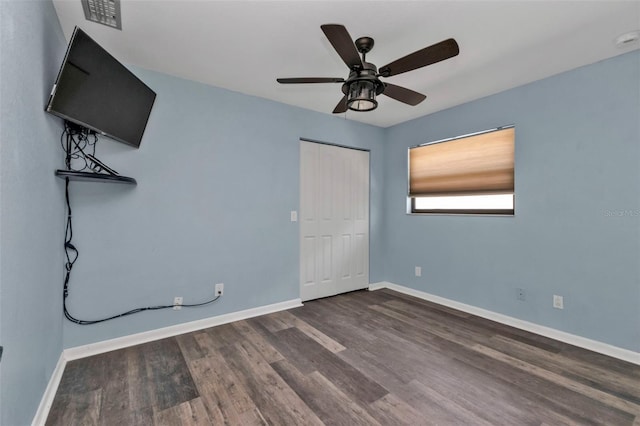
[299,140,370,301]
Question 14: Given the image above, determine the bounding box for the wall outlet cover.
[553,295,564,309]
[215,283,224,296]
[173,296,183,310]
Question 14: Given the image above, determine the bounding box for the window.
[408,126,515,215]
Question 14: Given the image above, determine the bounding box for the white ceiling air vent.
[81,0,121,30]
[615,31,640,48]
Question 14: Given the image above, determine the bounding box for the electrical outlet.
[173,296,183,310]
[415,266,422,277]
[553,295,564,309]
[516,288,526,301]
[215,283,224,296]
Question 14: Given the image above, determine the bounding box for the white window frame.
[408,126,515,215]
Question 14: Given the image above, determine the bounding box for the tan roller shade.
[409,127,514,196]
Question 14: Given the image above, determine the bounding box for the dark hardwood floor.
[47,289,640,425]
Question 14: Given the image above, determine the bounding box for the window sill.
[407,210,515,217]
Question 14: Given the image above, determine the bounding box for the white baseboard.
[368,281,390,291]
[369,282,640,365]
[31,352,66,426]
[32,298,303,425]
[64,298,303,361]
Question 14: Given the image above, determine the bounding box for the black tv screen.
[46,27,156,148]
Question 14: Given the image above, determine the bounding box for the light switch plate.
[291,210,298,222]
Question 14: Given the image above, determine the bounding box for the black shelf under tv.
[55,170,137,185]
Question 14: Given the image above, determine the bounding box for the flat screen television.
[46,26,156,148]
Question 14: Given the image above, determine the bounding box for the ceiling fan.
[276,24,459,113]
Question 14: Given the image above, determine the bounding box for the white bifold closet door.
[300,141,370,301]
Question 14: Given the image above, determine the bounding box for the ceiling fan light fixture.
[348,80,378,112]
[276,24,454,114]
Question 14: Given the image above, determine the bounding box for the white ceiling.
[52,1,640,128]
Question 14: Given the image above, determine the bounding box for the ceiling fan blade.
[332,95,348,113]
[277,77,345,84]
[321,24,363,70]
[382,83,426,106]
[379,38,459,77]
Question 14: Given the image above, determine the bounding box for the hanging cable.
[61,124,220,325]
[60,121,98,172]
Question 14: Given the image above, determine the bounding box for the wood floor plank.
[378,288,472,318]
[175,332,208,361]
[401,379,497,426]
[382,294,569,354]
[489,334,640,403]
[231,319,284,363]
[48,289,639,426]
[141,338,199,412]
[449,354,607,425]
[336,345,476,423]
[274,310,347,353]
[348,330,439,384]
[356,294,637,425]
[444,338,636,425]
[560,345,640,378]
[368,393,428,426]
[254,311,295,332]
[271,359,381,425]
[45,388,102,426]
[153,398,212,426]
[371,302,493,348]
[200,323,242,349]
[51,357,97,395]
[472,344,640,417]
[219,340,324,425]
[359,307,579,421]
[187,350,265,425]
[245,317,318,374]
[46,360,95,425]
[95,349,130,424]
[270,326,389,405]
[129,408,154,426]
[125,345,155,414]
[395,348,542,425]
[383,299,502,338]
[337,346,411,389]
[289,301,379,348]
[413,371,585,426]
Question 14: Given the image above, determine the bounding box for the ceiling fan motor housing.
[342,62,384,96]
[342,62,385,111]
[355,36,375,54]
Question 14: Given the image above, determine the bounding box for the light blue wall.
[0,0,67,424]
[2,7,637,423]
[63,67,386,348]
[383,51,640,352]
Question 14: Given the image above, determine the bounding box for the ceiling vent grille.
[81,0,121,30]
